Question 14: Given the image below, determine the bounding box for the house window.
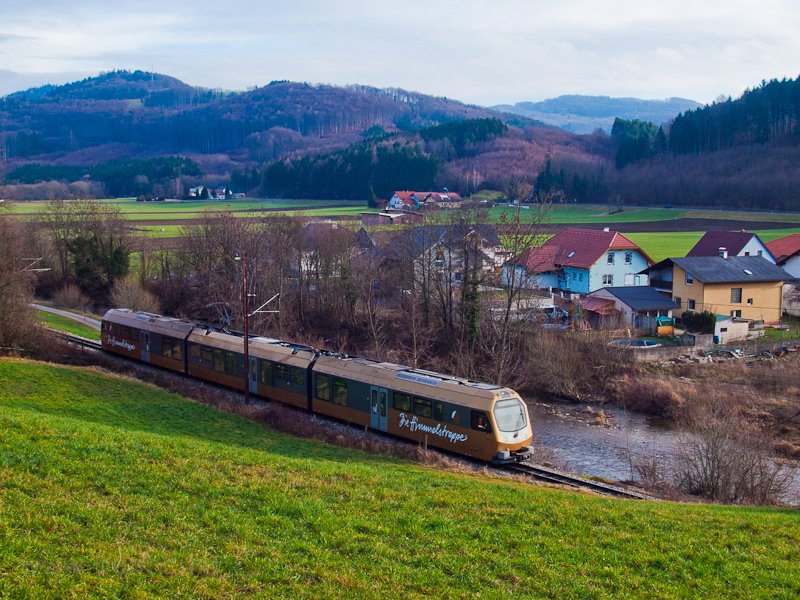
[731,310,742,318]
[624,252,633,264]
[685,272,694,285]
[602,274,613,286]
[744,252,750,256]
[607,252,615,265]
[747,298,753,305]
[687,299,696,311]
[731,287,742,304]
[757,250,763,257]
[674,296,681,308]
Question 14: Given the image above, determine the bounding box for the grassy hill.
[1,359,798,597]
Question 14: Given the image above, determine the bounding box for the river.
[526,396,799,505]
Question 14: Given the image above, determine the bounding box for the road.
[32,304,102,330]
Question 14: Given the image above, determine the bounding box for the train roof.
[102,309,195,337]
[187,329,317,366]
[313,354,518,409]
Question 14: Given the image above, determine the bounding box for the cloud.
[0,1,798,104]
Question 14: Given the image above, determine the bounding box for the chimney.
[719,247,728,259]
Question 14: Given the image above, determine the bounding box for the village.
[303,189,800,360]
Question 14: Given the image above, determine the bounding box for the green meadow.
[1,360,799,598]
[35,310,101,340]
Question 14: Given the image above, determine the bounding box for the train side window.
[162,337,182,361]
[289,366,305,386]
[259,360,272,385]
[413,397,432,418]
[274,363,289,383]
[433,401,444,421]
[201,346,213,365]
[225,351,238,376]
[393,392,411,412]
[213,349,224,372]
[189,344,201,360]
[471,411,491,432]
[315,374,331,400]
[332,378,348,406]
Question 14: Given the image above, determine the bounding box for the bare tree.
[482,198,553,385]
[0,205,37,352]
[673,392,792,505]
[110,276,160,313]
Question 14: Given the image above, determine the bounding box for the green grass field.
[35,310,101,340]
[1,359,798,597]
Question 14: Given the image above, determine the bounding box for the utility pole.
[235,252,250,403]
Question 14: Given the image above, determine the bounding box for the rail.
[62,334,104,352]
[500,462,654,500]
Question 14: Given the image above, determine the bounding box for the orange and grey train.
[101,309,533,463]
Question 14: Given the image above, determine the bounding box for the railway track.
[63,334,104,351]
[500,462,654,500]
[60,333,656,501]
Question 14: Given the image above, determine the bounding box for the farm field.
[1,359,799,598]
[7,198,366,220]
[628,228,800,262]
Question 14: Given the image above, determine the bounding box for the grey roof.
[671,256,791,283]
[600,286,679,311]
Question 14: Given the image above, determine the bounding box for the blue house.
[503,227,654,296]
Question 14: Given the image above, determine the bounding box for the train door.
[141,331,150,361]
[370,386,388,431]
[248,357,258,394]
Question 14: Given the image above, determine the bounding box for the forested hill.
[543,77,800,211]
[0,70,534,161]
[668,78,800,153]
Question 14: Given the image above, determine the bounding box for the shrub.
[52,284,91,311]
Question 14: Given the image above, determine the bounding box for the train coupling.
[493,447,532,464]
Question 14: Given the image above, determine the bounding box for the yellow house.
[666,256,789,323]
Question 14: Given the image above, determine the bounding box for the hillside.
[493,95,701,134]
[0,71,536,163]
[1,359,799,597]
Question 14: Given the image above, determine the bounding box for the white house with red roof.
[766,233,800,278]
[503,227,654,295]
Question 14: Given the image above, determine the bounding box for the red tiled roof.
[542,228,650,269]
[686,230,759,257]
[766,234,800,263]
[512,246,559,273]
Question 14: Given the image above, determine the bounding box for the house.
[361,211,424,226]
[388,191,425,210]
[502,227,653,296]
[584,286,679,330]
[387,191,462,210]
[425,191,463,209]
[687,230,776,263]
[378,224,503,285]
[642,255,791,323]
[766,233,800,317]
[766,233,800,277]
[502,246,560,290]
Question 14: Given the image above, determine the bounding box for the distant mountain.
[492,95,702,134]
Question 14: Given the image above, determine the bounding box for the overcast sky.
[1,1,798,105]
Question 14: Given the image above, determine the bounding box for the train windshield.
[493,398,527,432]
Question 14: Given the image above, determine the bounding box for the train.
[101,308,533,463]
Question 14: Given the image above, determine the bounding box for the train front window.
[493,399,527,432]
